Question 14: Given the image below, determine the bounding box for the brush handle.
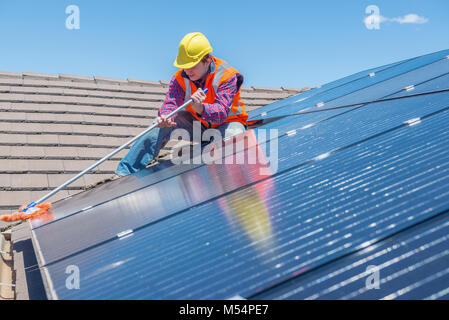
[32,88,209,206]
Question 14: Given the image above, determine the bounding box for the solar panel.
[246,58,408,119]
[31,86,449,266]
[30,50,449,299]
[40,106,449,299]
[249,49,449,122]
[255,213,449,300]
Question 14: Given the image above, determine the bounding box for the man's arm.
[158,76,185,118]
[157,76,185,127]
[199,74,239,126]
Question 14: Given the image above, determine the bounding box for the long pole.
[25,88,208,210]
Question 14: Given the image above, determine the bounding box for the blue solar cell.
[249,49,449,122]
[256,213,449,300]
[389,72,449,98]
[41,107,449,299]
[31,88,449,267]
[258,72,449,136]
[246,59,406,119]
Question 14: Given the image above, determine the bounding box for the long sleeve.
[200,74,239,126]
[158,76,185,120]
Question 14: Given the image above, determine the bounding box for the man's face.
[184,59,210,81]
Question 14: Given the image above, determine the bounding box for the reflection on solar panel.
[255,213,449,300]
[30,49,449,299]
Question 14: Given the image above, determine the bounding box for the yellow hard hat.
[174,32,213,69]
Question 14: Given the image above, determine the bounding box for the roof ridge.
[0,70,305,92]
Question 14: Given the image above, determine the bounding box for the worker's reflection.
[180,130,277,255]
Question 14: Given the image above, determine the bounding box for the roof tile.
[62,159,100,172]
[98,160,120,172]
[44,146,79,158]
[27,135,60,145]
[0,101,12,110]
[83,174,113,186]
[0,159,30,172]
[47,174,85,188]
[0,146,11,155]
[5,122,43,133]
[1,111,27,121]
[59,74,95,82]
[281,86,311,93]
[42,123,73,134]
[0,85,11,92]
[30,190,71,204]
[0,93,25,102]
[26,159,65,172]
[0,133,28,144]
[11,173,49,188]
[251,86,284,92]
[0,71,22,78]
[0,78,23,86]
[0,173,11,187]
[0,191,32,207]
[22,72,59,80]
[26,112,58,122]
[58,135,91,146]
[10,146,46,158]
[94,76,128,84]
[88,136,128,147]
[126,79,161,86]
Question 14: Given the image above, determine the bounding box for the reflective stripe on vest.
[183,77,191,103]
[212,63,230,94]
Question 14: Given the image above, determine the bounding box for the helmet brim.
[173,49,212,69]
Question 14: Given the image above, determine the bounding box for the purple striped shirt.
[158,62,240,126]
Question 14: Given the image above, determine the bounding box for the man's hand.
[156,115,177,128]
[191,88,206,115]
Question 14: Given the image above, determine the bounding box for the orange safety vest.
[174,56,248,128]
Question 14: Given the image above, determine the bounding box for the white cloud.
[391,14,429,24]
[364,13,429,29]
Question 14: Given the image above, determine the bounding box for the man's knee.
[222,122,246,138]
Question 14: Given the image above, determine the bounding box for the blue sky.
[0,0,448,89]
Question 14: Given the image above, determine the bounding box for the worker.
[115,32,248,176]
